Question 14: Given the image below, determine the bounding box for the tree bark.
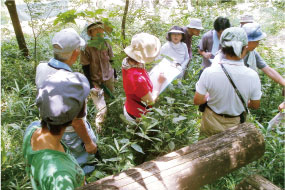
[5,0,29,57]
[80,123,265,190]
[235,175,281,190]
[121,0,129,48]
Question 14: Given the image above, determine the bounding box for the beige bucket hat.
[124,33,161,64]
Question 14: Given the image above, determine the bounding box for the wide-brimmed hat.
[242,23,267,41]
[168,29,184,34]
[52,28,85,53]
[186,18,204,30]
[36,70,90,125]
[240,14,254,23]
[124,33,161,64]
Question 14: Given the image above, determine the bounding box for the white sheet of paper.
[149,58,182,94]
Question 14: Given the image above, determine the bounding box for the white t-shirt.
[196,58,262,116]
[159,41,189,69]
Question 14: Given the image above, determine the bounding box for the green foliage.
[54,9,106,25]
[88,35,110,50]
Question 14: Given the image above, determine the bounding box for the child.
[80,21,115,132]
[159,26,190,79]
[122,33,166,122]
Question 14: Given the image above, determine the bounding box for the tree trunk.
[80,123,265,190]
[5,0,29,57]
[121,0,129,48]
[235,175,281,190]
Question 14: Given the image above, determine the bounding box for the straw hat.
[124,33,161,64]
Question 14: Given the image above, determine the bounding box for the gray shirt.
[243,50,267,69]
[198,30,221,68]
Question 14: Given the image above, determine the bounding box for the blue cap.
[242,23,267,42]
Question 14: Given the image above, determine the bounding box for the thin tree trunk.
[121,0,129,48]
[5,0,29,57]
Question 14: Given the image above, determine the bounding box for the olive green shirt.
[22,121,85,190]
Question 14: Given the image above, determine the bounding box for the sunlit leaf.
[131,144,144,154]
[172,116,187,124]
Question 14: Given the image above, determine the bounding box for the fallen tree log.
[80,123,265,190]
[235,175,281,190]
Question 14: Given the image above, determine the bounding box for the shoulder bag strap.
[220,64,249,113]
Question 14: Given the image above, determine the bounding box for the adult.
[194,27,262,137]
[239,14,254,27]
[35,28,97,174]
[242,23,285,86]
[198,16,231,68]
[158,26,190,78]
[182,18,204,58]
[23,71,90,189]
[80,21,115,132]
[122,33,166,122]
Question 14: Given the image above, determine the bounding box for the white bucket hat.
[240,15,254,23]
[124,33,161,64]
[186,18,204,30]
[52,28,86,53]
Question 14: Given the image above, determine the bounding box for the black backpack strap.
[220,64,249,113]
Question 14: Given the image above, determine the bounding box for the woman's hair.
[222,46,246,57]
[41,120,72,135]
[166,26,185,42]
[127,56,140,64]
[214,17,231,32]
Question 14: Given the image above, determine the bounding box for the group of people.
[22,14,284,189]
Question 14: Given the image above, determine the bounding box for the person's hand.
[278,102,285,112]
[84,141,98,154]
[203,52,212,59]
[158,72,166,84]
[94,85,101,89]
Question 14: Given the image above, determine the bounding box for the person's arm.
[278,102,285,112]
[261,66,285,86]
[194,70,209,105]
[198,34,212,59]
[198,49,212,59]
[72,118,97,154]
[248,100,260,109]
[193,92,208,105]
[80,49,93,86]
[141,73,166,105]
[248,72,262,110]
[181,43,190,69]
[82,65,92,88]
